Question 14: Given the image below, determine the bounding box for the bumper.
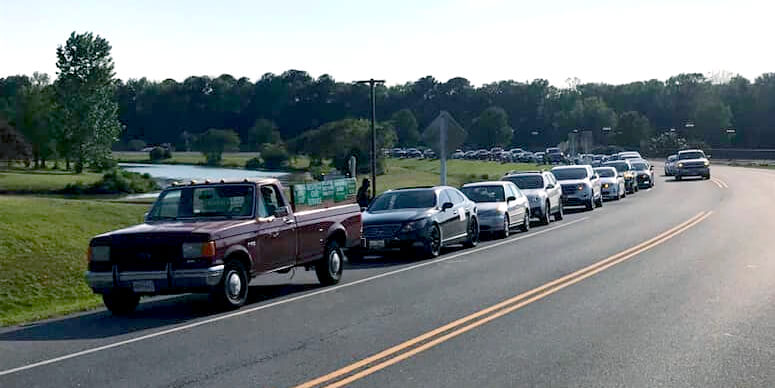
[601,187,619,198]
[562,193,590,206]
[677,167,709,177]
[637,175,653,187]
[478,214,506,232]
[86,264,224,294]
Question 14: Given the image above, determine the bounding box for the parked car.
[518,152,535,163]
[533,152,546,164]
[603,160,638,194]
[460,182,530,238]
[594,166,626,200]
[423,149,437,159]
[509,148,525,159]
[451,151,466,159]
[391,148,406,158]
[475,150,491,160]
[406,148,423,158]
[630,159,655,188]
[664,154,678,176]
[498,151,513,163]
[551,165,603,211]
[358,186,479,259]
[86,178,362,314]
[502,171,563,224]
[546,147,566,164]
[675,149,711,180]
[464,150,477,160]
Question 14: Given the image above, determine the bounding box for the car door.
[447,189,470,239]
[436,189,459,240]
[257,184,298,270]
[507,184,526,223]
[544,173,561,212]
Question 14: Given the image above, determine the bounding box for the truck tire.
[211,260,249,309]
[463,217,479,248]
[586,198,594,211]
[316,240,343,285]
[103,290,140,316]
[595,194,603,208]
[540,202,551,225]
[675,175,682,181]
[554,202,564,221]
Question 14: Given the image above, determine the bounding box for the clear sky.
[1,0,772,87]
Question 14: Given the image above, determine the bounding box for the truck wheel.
[540,202,551,225]
[422,224,442,258]
[103,290,140,316]
[704,173,711,180]
[463,217,479,248]
[316,240,344,285]
[586,198,594,211]
[595,195,603,208]
[675,175,682,181]
[211,260,249,309]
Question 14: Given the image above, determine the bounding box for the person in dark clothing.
[356,178,371,209]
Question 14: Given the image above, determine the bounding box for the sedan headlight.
[89,245,110,262]
[400,219,428,233]
[182,241,216,259]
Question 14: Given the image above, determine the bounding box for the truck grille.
[561,184,578,194]
[110,235,185,272]
[363,224,401,240]
[682,161,705,168]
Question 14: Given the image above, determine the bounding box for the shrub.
[245,157,262,170]
[260,143,290,170]
[149,147,171,161]
[128,139,147,151]
[61,169,159,195]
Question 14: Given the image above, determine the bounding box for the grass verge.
[0,170,103,194]
[0,197,149,326]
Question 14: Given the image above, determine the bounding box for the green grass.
[113,151,311,170]
[0,196,149,326]
[0,170,103,194]
[366,158,547,194]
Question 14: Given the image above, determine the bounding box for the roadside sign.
[423,111,466,185]
[290,178,356,208]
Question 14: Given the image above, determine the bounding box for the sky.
[1,0,773,87]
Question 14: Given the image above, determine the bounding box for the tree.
[390,109,420,146]
[0,119,31,165]
[646,132,688,157]
[196,129,240,165]
[53,31,122,172]
[15,72,55,168]
[246,119,281,151]
[127,139,146,151]
[615,111,652,148]
[259,143,290,170]
[469,107,512,147]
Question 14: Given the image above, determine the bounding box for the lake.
[119,163,287,183]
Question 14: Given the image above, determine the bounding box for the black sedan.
[354,186,480,260]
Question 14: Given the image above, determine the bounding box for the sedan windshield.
[552,168,589,180]
[631,162,648,170]
[503,175,544,189]
[595,169,616,178]
[147,185,255,220]
[461,186,505,203]
[369,190,437,211]
[679,151,705,160]
[604,162,630,172]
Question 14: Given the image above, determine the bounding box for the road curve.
[1,164,774,387]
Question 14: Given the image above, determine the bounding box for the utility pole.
[356,78,385,198]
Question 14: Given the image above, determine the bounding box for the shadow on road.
[663,177,708,183]
[0,283,322,342]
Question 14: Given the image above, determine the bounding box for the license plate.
[368,240,386,250]
[132,280,155,293]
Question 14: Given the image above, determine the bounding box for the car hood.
[520,188,547,199]
[599,177,619,184]
[92,219,257,243]
[363,209,434,225]
[556,179,589,186]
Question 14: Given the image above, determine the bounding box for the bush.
[128,139,147,151]
[149,147,171,161]
[245,157,262,170]
[61,169,159,195]
[261,143,290,170]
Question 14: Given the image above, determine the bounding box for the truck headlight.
[182,241,216,259]
[603,183,609,188]
[704,160,710,166]
[89,245,110,262]
[401,219,428,233]
[678,162,684,168]
[577,184,585,191]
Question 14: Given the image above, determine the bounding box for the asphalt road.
[2,164,774,387]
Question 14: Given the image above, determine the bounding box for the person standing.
[356,178,371,209]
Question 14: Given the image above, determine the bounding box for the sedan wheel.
[423,224,442,258]
[463,217,479,248]
[500,215,510,239]
[540,203,551,225]
[520,211,530,232]
[554,202,564,221]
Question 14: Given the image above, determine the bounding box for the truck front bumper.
[86,265,224,294]
[677,167,709,177]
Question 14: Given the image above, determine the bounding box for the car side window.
[510,184,523,198]
[438,190,451,206]
[258,185,285,218]
[450,189,465,204]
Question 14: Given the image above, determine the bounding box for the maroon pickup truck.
[86,178,361,314]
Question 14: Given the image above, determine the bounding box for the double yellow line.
[295,210,714,388]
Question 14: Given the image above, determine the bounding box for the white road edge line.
[0,217,589,377]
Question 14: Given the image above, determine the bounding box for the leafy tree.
[259,143,290,170]
[646,132,688,157]
[246,119,281,151]
[390,109,420,146]
[15,72,55,168]
[469,107,512,147]
[615,111,652,148]
[196,129,240,165]
[53,32,122,172]
[0,119,31,164]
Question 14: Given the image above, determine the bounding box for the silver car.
[460,181,530,239]
[594,167,625,200]
[501,171,563,225]
[664,154,677,176]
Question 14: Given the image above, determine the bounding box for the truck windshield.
[369,190,437,211]
[147,185,255,220]
[595,169,616,178]
[461,186,505,203]
[631,162,648,170]
[679,151,705,160]
[552,168,588,180]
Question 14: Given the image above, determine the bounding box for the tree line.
[3,32,775,173]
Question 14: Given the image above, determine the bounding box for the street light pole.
[356,78,385,198]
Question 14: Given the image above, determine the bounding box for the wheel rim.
[545,206,550,222]
[469,219,479,243]
[504,217,510,237]
[329,249,342,274]
[524,213,530,230]
[431,226,441,254]
[226,271,242,301]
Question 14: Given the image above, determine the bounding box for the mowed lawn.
[0,170,102,193]
[0,196,149,326]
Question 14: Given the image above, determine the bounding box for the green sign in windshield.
[292,178,356,207]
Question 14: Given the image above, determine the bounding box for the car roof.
[604,159,631,165]
[552,165,589,170]
[462,181,515,188]
[678,149,704,153]
[503,171,544,176]
[594,166,617,171]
